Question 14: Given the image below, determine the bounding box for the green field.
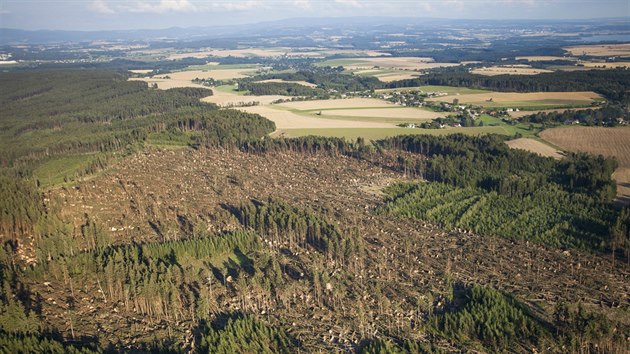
[479,101,596,110]
[376,85,491,95]
[479,114,541,137]
[184,63,259,71]
[214,84,249,95]
[33,153,108,187]
[315,58,368,67]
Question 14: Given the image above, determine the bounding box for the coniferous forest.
[1,44,630,353]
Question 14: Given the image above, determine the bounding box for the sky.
[0,0,628,31]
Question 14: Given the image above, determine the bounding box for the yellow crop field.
[506,138,563,159]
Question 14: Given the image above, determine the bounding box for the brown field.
[612,168,630,206]
[239,105,395,130]
[168,48,285,59]
[202,89,290,107]
[285,49,386,58]
[508,107,594,119]
[155,69,258,81]
[343,57,459,70]
[564,43,630,57]
[128,77,209,90]
[506,138,563,159]
[319,107,444,120]
[257,79,318,87]
[168,48,386,60]
[471,66,554,76]
[129,69,259,90]
[578,61,630,69]
[373,72,422,82]
[539,127,630,166]
[515,56,576,61]
[278,98,396,110]
[427,91,600,107]
[539,127,630,204]
[128,69,153,74]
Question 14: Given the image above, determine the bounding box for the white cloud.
[292,0,312,10]
[126,0,197,14]
[211,1,263,11]
[89,0,115,14]
[334,0,363,8]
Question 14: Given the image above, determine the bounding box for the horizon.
[2,15,630,33]
[1,0,629,31]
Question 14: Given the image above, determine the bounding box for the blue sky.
[0,0,628,31]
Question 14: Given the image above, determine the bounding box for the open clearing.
[256,79,318,87]
[202,89,290,107]
[239,106,395,130]
[128,69,153,74]
[376,85,490,95]
[471,66,554,76]
[506,138,563,159]
[508,107,594,119]
[281,126,509,141]
[129,77,209,90]
[516,56,575,61]
[577,61,630,69]
[278,98,397,110]
[539,127,630,204]
[318,107,444,120]
[167,48,385,60]
[564,43,630,57]
[155,68,258,81]
[319,57,460,70]
[427,91,600,108]
[539,127,630,166]
[129,68,259,90]
[167,48,286,59]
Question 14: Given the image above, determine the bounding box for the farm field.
[318,57,460,70]
[239,105,395,129]
[577,61,630,69]
[507,107,594,119]
[471,66,554,76]
[376,85,490,95]
[515,56,575,61]
[539,126,630,204]
[167,48,385,60]
[128,69,153,74]
[281,126,509,141]
[427,91,601,109]
[202,88,290,107]
[128,77,209,90]
[563,43,630,57]
[278,97,396,110]
[506,138,563,159]
[155,68,259,80]
[318,107,443,120]
[256,79,318,87]
[129,67,260,89]
[353,69,422,82]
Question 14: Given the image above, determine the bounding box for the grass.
[146,131,196,148]
[376,86,491,95]
[315,58,367,67]
[480,101,595,110]
[184,64,259,71]
[479,114,541,137]
[214,85,248,95]
[281,126,510,141]
[33,153,107,188]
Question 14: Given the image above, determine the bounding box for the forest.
[385,69,630,103]
[0,68,629,353]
